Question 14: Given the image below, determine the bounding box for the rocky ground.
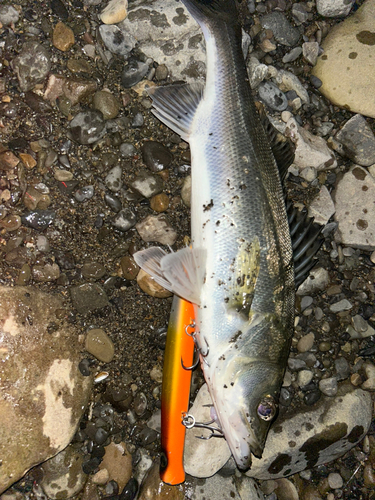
[1,0,375,499]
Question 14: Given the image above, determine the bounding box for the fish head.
[211,357,283,471]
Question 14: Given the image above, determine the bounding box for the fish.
[160,296,195,485]
[134,0,296,470]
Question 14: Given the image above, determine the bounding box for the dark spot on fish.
[216,220,220,226]
[268,453,292,474]
[231,382,234,386]
[352,167,367,180]
[224,384,227,388]
[356,30,375,45]
[224,297,229,303]
[348,51,358,59]
[356,219,368,231]
[209,132,213,136]
[230,330,242,343]
[203,199,214,212]
[239,184,247,190]
[300,422,348,468]
[347,425,364,443]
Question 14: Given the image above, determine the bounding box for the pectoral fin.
[228,237,261,317]
[134,246,206,305]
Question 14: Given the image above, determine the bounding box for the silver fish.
[134,0,295,470]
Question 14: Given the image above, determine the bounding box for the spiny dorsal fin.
[147,83,204,142]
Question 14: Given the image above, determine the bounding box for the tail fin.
[181,0,239,26]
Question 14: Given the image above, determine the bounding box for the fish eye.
[257,396,277,421]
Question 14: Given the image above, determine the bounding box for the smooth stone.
[297,333,315,353]
[150,193,169,212]
[275,70,309,104]
[330,299,352,313]
[120,255,139,280]
[0,286,92,494]
[120,142,136,158]
[121,58,150,88]
[40,444,87,499]
[54,168,73,181]
[70,283,109,314]
[99,24,136,56]
[32,263,60,282]
[319,377,338,397]
[130,170,164,198]
[317,0,355,17]
[334,166,375,250]
[105,165,123,192]
[70,110,106,145]
[335,114,375,166]
[136,215,177,245]
[44,74,97,106]
[247,56,268,89]
[52,22,75,51]
[74,185,94,202]
[86,329,115,363]
[0,5,19,25]
[51,0,69,18]
[184,384,231,478]
[181,175,191,207]
[312,0,375,118]
[0,150,19,171]
[105,192,122,213]
[93,91,120,120]
[136,269,172,298]
[21,209,56,230]
[285,117,337,170]
[297,267,329,295]
[11,41,51,91]
[99,442,132,492]
[100,0,128,24]
[112,208,137,232]
[303,41,319,66]
[308,185,335,225]
[298,370,314,388]
[141,141,173,172]
[260,12,301,47]
[327,472,343,489]
[82,262,106,280]
[300,166,317,183]
[282,47,302,63]
[258,81,288,111]
[335,358,350,381]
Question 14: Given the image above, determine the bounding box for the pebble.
[92,468,110,485]
[313,0,375,118]
[11,41,51,91]
[51,0,69,18]
[121,58,150,88]
[19,153,37,170]
[16,264,32,285]
[100,0,128,24]
[150,193,169,212]
[303,41,319,66]
[275,70,309,104]
[70,110,106,145]
[297,332,315,353]
[0,5,20,25]
[105,165,123,192]
[53,22,75,51]
[132,112,144,128]
[362,363,375,391]
[335,114,375,167]
[93,91,121,120]
[298,370,314,388]
[32,263,60,282]
[319,377,338,396]
[181,175,191,207]
[70,283,109,314]
[120,256,139,280]
[258,82,288,112]
[292,3,312,24]
[75,185,94,202]
[82,262,106,280]
[334,166,375,250]
[112,209,137,232]
[307,185,335,225]
[99,24,136,56]
[120,477,138,500]
[22,209,56,230]
[274,478,299,500]
[100,442,132,492]
[54,168,73,181]
[136,215,178,246]
[335,357,350,380]
[327,472,343,489]
[247,56,268,89]
[130,171,164,198]
[86,328,115,363]
[105,193,122,213]
[282,47,302,63]
[300,166,317,182]
[0,215,21,232]
[288,358,307,371]
[260,12,301,47]
[317,0,355,17]
[300,295,313,311]
[136,269,172,298]
[142,141,173,172]
[120,143,136,158]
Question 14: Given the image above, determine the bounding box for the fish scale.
[134,0,295,470]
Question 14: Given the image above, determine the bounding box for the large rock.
[333,166,375,250]
[184,383,371,480]
[312,0,375,118]
[0,286,92,494]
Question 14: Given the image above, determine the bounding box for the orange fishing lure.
[160,296,195,485]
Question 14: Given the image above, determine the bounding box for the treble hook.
[181,320,210,370]
[182,413,224,439]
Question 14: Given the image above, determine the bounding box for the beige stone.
[100,0,128,24]
[313,0,375,118]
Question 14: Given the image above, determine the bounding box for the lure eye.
[257,396,277,421]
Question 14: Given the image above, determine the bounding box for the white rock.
[297,267,329,295]
[100,0,128,24]
[313,0,375,118]
[308,185,335,225]
[285,117,337,171]
[135,214,178,245]
[335,114,375,167]
[334,166,375,250]
[328,472,344,489]
[300,166,317,182]
[303,41,319,66]
[247,56,269,89]
[330,299,352,313]
[317,0,355,17]
[184,384,231,478]
[275,69,310,104]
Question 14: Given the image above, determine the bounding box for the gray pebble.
[335,357,350,380]
[142,141,173,172]
[105,165,123,192]
[82,262,106,280]
[133,392,147,416]
[0,5,19,25]
[304,389,321,405]
[132,112,144,128]
[32,263,60,282]
[258,81,288,112]
[131,170,164,198]
[261,12,301,47]
[279,387,292,406]
[121,58,150,88]
[352,314,369,333]
[120,142,136,158]
[85,328,114,363]
[316,122,334,137]
[282,47,302,63]
[70,110,106,145]
[11,41,51,91]
[112,208,137,232]
[93,91,120,120]
[300,296,313,311]
[22,209,55,230]
[328,472,343,489]
[292,3,312,24]
[329,299,352,313]
[302,41,319,66]
[74,185,94,202]
[58,154,71,169]
[105,193,122,213]
[70,283,109,314]
[99,24,136,56]
[319,377,338,396]
[288,358,306,371]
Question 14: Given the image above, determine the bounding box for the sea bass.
[134,0,295,470]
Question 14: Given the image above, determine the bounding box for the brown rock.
[137,269,172,298]
[19,153,36,170]
[138,460,184,500]
[44,74,97,106]
[120,255,139,280]
[53,22,75,52]
[0,150,19,171]
[99,442,132,492]
[150,193,169,213]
